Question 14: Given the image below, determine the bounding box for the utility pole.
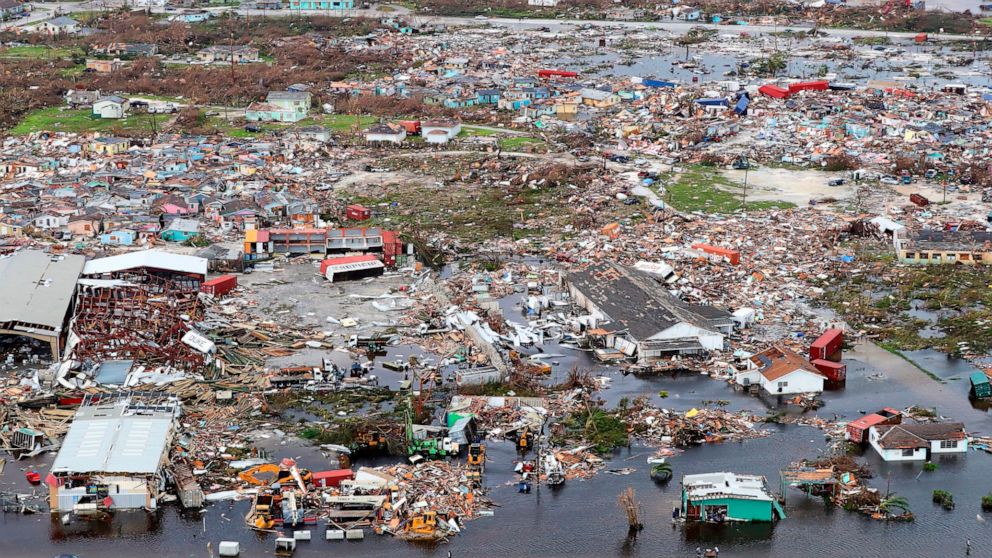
[741,152,749,220]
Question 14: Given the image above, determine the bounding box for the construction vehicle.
[250,493,279,530]
[403,511,447,541]
[239,463,312,492]
[405,404,458,460]
[467,443,486,470]
[351,430,389,454]
[516,426,533,454]
[466,443,486,486]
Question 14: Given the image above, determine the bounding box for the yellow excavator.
[250,493,278,530]
[466,442,486,486]
[239,463,313,491]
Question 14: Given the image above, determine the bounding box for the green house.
[681,472,785,523]
[971,372,991,399]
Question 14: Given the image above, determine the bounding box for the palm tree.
[650,462,673,483]
[879,494,911,516]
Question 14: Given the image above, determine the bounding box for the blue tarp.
[696,98,729,107]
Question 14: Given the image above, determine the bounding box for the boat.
[646,456,667,465]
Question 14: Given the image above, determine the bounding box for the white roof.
[0,251,85,333]
[50,398,176,475]
[82,250,207,277]
[682,472,772,502]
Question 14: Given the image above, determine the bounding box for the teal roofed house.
[288,0,353,9]
[681,472,784,523]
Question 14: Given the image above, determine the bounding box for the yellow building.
[896,230,992,265]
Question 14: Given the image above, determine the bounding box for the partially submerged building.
[681,472,784,522]
[735,346,827,395]
[0,250,85,359]
[48,393,181,513]
[566,262,731,363]
[868,422,968,462]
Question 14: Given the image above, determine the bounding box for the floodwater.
[3,292,992,556]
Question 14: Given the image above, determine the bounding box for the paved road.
[6,2,988,41]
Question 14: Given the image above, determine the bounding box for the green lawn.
[10,107,171,136]
[204,113,377,137]
[499,136,544,150]
[664,165,795,213]
[0,45,82,59]
[460,125,500,137]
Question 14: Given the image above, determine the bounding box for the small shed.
[346,204,371,221]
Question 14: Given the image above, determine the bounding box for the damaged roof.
[873,422,967,449]
[567,261,723,341]
[0,250,85,333]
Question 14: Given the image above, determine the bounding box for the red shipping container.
[758,84,791,99]
[909,193,929,207]
[691,243,741,265]
[787,80,829,94]
[811,359,846,382]
[538,69,578,79]
[346,204,371,221]
[809,328,843,361]
[312,469,354,488]
[200,274,237,297]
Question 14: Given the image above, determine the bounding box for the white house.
[421,120,462,145]
[365,123,407,145]
[528,0,559,5]
[36,16,80,35]
[868,422,968,462]
[735,346,826,395]
[92,96,127,119]
[33,214,69,229]
[566,262,731,364]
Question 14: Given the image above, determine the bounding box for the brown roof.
[750,346,824,382]
[874,422,966,449]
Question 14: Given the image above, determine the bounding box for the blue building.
[100,230,136,246]
[288,0,354,9]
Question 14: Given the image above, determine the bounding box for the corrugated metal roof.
[0,250,85,332]
[50,400,175,475]
[82,250,207,277]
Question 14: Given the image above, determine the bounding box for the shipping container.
[758,84,790,99]
[690,243,741,265]
[845,408,902,444]
[811,359,846,382]
[970,371,991,399]
[312,469,354,488]
[787,80,829,94]
[200,274,237,297]
[909,193,930,207]
[537,69,578,78]
[346,204,371,221]
[809,328,843,361]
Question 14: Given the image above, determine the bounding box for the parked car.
[244,124,262,133]
[880,175,899,185]
[828,178,846,187]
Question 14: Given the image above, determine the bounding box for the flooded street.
[3,333,990,558]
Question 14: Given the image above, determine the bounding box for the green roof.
[970,372,989,386]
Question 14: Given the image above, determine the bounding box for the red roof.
[849,413,890,430]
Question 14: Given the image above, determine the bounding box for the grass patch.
[9,107,171,136]
[499,136,544,151]
[558,408,629,454]
[0,45,82,59]
[460,125,500,137]
[664,165,795,213]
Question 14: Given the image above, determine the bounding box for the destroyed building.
[894,229,992,265]
[48,393,181,513]
[566,262,731,363]
[0,250,85,359]
[736,346,827,395]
